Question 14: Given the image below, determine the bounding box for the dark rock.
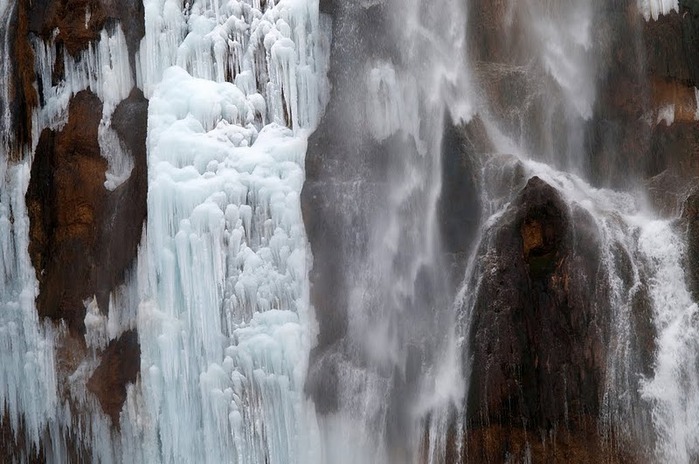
[94,88,148,313]
[682,188,699,303]
[28,0,145,60]
[463,176,618,460]
[26,88,148,333]
[439,115,481,258]
[26,90,108,333]
[2,1,39,158]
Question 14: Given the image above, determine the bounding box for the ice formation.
[141,68,321,463]
[1,0,329,461]
[1,0,699,462]
[133,0,329,460]
[32,25,133,133]
[638,0,680,20]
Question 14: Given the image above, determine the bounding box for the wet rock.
[464,177,619,460]
[0,408,89,462]
[94,88,148,312]
[463,421,633,464]
[28,0,144,59]
[682,188,699,303]
[3,2,39,158]
[439,115,481,281]
[26,90,108,333]
[86,330,140,423]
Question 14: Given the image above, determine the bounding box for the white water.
[454,0,699,462]
[310,0,473,462]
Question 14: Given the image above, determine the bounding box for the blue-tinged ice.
[141,66,320,463]
[134,0,329,462]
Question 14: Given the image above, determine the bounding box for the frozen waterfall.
[1,0,699,463]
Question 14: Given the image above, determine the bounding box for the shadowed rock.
[463,176,621,462]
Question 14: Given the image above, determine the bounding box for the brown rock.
[462,421,634,464]
[87,330,140,424]
[650,77,698,123]
[682,188,699,303]
[463,177,622,459]
[26,90,108,333]
[28,0,144,59]
[26,87,148,333]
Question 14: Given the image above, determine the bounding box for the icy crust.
[638,0,679,20]
[32,25,133,132]
[0,1,58,450]
[137,0,329,131]
[32,25,135,190]
[140,67,318,463]
[0,160,58,451]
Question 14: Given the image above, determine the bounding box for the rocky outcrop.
[87,330,141,423]
[27,0,144,59]
[682,188,699,303]
[25,88,147,334]
[27,90,110,333]
[461,177,624,462]
[4,0,147,447]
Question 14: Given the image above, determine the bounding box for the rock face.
[26,88,147,335]
[439,116,482,281]
[683,188,699,303]
[3,0,147,450]
[462,177,618,462]
[27,0,144,58]
[86,330,141,423]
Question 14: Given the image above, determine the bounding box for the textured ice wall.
[32,25,135,190]
[0,19,140,461]
[137,0,328,130]
[0,0,59,455]
[136,0,329,462]
[141,69,320,464]
[638,0,679,20]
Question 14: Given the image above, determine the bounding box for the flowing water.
[0,0,698,462]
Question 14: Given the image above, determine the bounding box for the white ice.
[141,64,320,463]
[0,0,329,461]
[638,0,680,20]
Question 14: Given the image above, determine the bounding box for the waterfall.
[1,0,699,462]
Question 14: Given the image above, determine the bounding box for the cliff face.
[2,0,699,461]
[2,0,146,456]
[454,1,699,461]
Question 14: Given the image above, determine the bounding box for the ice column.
[138,0,328,462]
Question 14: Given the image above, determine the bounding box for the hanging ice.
[638,0,679,20]
[141,68,321,463]
[135,0,329,462]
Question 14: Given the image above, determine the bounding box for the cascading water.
[304,0,473,462]
[1,0,699,462]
